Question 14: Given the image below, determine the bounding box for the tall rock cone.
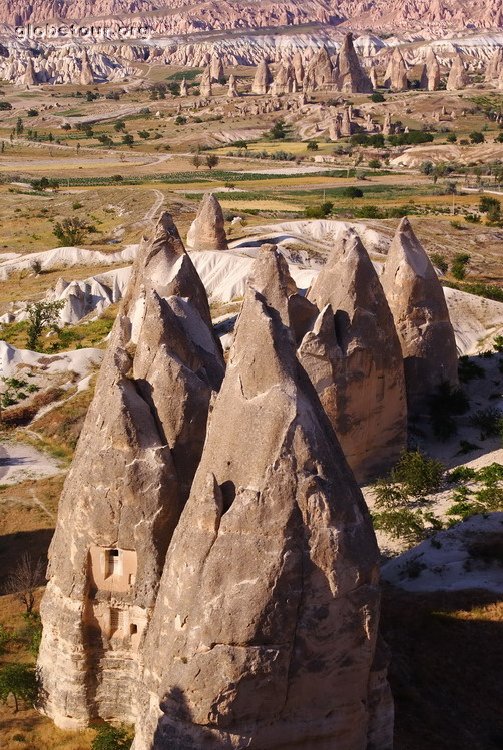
[384,47,408,91]
[425,48,441,90]
[252,59,272,95]
[80,48,94,85]
[336,32,373,93]
[186,193,228,251]
[38,213,224,730]
[23,56,37,86]
[381,217,458,415]
[199,64,212,97]
[446,50,469,90]
[227,73,239,97]
[299,230,407,482]
[133,254,391,750]
[210,52,224,83]
[485,47,503,83]
[304,44,334,91]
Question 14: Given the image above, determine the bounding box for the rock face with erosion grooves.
[210,52,224,82]
[424,48,441,90]
[446,50,469,90]
[200,64,212,97]
[304,44,334,91]
[336,32,373,93]
[298,230,407,483]
[37,213,224,730]
[80,48,94,85]
[485,47,503,83]
[380,217,458,416]
[252,59,272,95]
[384,47,408,91]
[133,250,392,750]
[186,193,228,251]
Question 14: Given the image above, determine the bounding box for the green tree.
[122,133,134,147]
[469,131,485,144]
[446,132,457,143]
[114,120,126,132]
[306,140,318,151]
[91,723,134,750]
[451,252,470,280]
[191,153,202,170]
[368,158,381,170]
[15,117,24,136]
[137,130,150,139]
[205,154,219,170]
[26,301,64,351]
[370,91,385,103]
[53,217,93,246]
[269,120,287,140]
[0,664,37,713]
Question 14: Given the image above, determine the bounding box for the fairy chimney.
[299,230,407,482]
[187,193,228,251]
[134,249,393,750]
[380,217,459,415]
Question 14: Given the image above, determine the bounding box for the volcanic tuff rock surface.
[252,58,273,94]
[133,248,391,750]
[187,193,229,252]
[37,213,224,729]
[0,0,501,31]
[380,217,459,416]
[336,32,373,93]
[299,230,407,483]
[446,49,470,89]
[384,47,408,91]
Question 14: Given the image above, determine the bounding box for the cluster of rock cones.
[37,209,458,749]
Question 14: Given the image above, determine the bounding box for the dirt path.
[0,442,63,485]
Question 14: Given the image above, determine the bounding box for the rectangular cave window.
[109,608,123,636]
[106,548,121,578]
[130,623,138,636]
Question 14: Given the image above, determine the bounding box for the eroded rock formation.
[381,217,459,415]
[446,50,469,90]
[133,247,391,750]
[252,59,272,95]
[384,47,408,91]
[304,44,334,91]
[298,230,407,482]
[186,193,228,251]
[37,213,224,730]
[336,32,373,93]
[200,64,212,97]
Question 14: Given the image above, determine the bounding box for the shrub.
[341,186,363,198]
[392,450,444,496]
[447,466,477,483]
[428,381,470,440]
[451,252,470,280]
[469,131,485,143]
[306,140,318,151]
[304,201,333,219]
[446,132,457,143]
[53,218,94,247]
[372,508,428,544]
[493,335,503,353]
[91,723,134,750]
[371,92,385,102]
[430,252,448,274]
[469,407,503,439]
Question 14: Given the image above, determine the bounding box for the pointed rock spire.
[179,77,188,96]
[381,218,459,415]
[252,59,273,95]
[186,193,228,251]
[384,47,408,91]
[37,213,224,729]
[485,47,503,83]
[424,48,441,91]
[80,48,94,86]
[23,55,37,86]
[299,230,407,482]
[199,64,212,97]
[446,50,469,90]
[337,32,373,93]
[209,52,224,83]
[304,44,334,91]
[271,60,295,96]
[134,253,388,750]
[227,73,239,97]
